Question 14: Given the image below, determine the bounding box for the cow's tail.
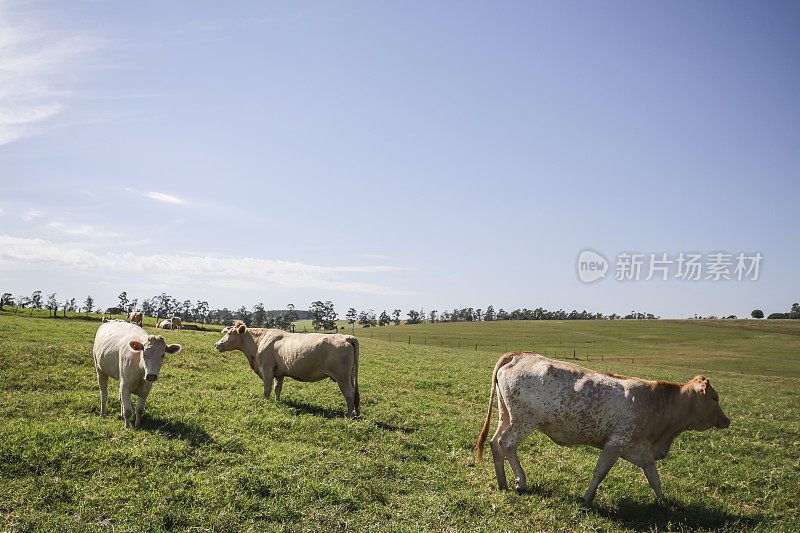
[476,353,516,462]
[348,337,360,415]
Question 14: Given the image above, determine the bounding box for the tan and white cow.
[93,321,181,428]
[214,323,360,417]
[157,319,172,329]
[127,311,143,326]
[476,353,730,503]
[171,316,182,330]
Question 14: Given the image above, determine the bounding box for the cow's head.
[687,376,730,430]
[215,323,247,352]
[128,335,181,382]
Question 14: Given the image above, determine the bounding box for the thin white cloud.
[0,235,415,295]
[0,2,98,145]
[146,192,187,205]
[46,221,121,239]
[124,187,189,205]
[22,209,44,220]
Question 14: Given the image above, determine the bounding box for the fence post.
[573,349,576,359]
[408,336,411,344]
[475,343,478,351]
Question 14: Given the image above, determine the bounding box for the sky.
[1,0,798,318]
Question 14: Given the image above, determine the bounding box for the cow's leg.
[261,368,274,399]
[498,422,531,492]
[274,376,284,401]
[96,369,108,417]
[135,389,150,429]
[119,384,133,429]
[336,379,356,418]
[583,445,621,504]
[642,461,666,503]
[489,391,512,490]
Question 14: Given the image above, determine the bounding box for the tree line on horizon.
[1,290,798,328]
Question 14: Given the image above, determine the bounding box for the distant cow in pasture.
[476,353,730,503]
[101,316,110,323]
[92,321,181,428]
[171,316,182,330]
[157,320,173,329]
[214,322,360,417]
[127,311,143,326]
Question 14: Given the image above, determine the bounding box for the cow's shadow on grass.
[513,482,762,530]
[281,397,414,434]
[588,497,763,531]
[139,415,214,446]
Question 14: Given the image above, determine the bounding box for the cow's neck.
[237,332,266,376]
[649,383,698,460]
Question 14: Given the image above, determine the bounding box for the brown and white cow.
[92,321,181,428]
[157,319,172,329]
[476,353,730,503]
[171,316,182,330]
[127,311,143,326]
[214,323,360,417]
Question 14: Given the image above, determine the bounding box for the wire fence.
[351,330,636,364]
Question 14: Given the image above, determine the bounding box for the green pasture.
[0,313,798,531]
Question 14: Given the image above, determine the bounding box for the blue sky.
[1,1,798,318]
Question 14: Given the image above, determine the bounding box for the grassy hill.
[0,314,797,531]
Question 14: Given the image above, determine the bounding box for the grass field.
[1,313,798,531]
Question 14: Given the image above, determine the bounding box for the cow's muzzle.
[145,374,158,382]
[718,415,730,429]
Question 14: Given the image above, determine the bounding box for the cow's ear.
[237,324,247,334]
[165,343,181,355]
[129,340,144,352]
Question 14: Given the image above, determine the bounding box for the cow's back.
[498,356,645,448]
[93,322,146,380]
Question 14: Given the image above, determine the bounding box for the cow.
[214,322,360,417]
[157,319,172,329]
[476,353,730,504]
[101,316,110,323]
[171,316,182,330]
[127,311,143,326]
[92,321,181,428]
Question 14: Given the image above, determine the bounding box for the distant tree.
[129,298,138,313]
[378,310,390,326]
[751,309,764,319]
[484,305,495,321]
[67,298,77,313]
[358,310,376,327]
[235,306,252,326]
[16,295,28,312]
[406,310,422,324]
[429,310,437,323]
[117,292,129,312]
[46,293,58,317]
[496,308,509,320]
[726,315,737,319]
[346,308,357,331]
[768,312,790,319]
[31,290,42,310]
[285,304,298,324]
[310,300,337,331]
[252,303,267,327]
[790,303,800,319]
[0,293,12,310]
[392,309,401,325]
[193,300,209,323]
[141,298,154,317]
